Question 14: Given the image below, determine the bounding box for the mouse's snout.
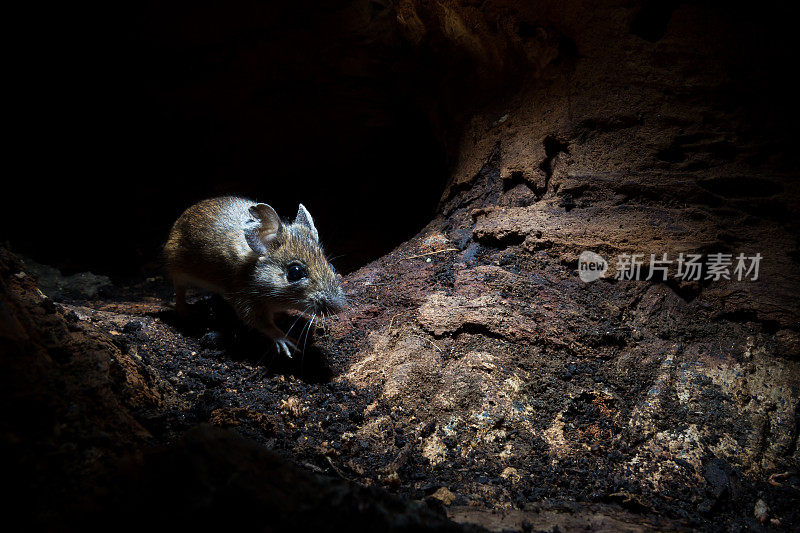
[316,287,346,315]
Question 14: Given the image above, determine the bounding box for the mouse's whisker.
[302,314,316,354]
[285,305,312,339]
[298,313,314,352]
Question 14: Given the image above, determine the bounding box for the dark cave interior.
[5,1,798,277]
[8,0,487,277]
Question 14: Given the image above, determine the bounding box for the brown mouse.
[164,196,345,356]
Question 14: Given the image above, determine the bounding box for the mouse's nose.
[321,290,346,314]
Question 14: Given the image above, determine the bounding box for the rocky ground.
[3,0,800,531]
[3,184,798,532]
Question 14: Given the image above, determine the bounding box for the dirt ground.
[3,187,798,531]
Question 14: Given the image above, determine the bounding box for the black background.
[4,1,465,277]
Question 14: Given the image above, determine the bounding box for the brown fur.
[164,196,344,355]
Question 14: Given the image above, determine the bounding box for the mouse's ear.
[245,203,283,255]
[294,203,319,242]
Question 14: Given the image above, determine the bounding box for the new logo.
[578,251,608,282]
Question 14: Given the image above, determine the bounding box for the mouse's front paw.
[274,337,298,358]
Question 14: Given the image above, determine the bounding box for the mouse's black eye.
[286,263,308,282]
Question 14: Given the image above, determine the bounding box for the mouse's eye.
[286,263,308,282]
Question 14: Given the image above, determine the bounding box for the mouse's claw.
[275,338,297,358]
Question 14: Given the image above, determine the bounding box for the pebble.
[200,331,224,348]
[123,320,144,333]
[754,499,769,524]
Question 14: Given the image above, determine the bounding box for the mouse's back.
[164,196,256,293]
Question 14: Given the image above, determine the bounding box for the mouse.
[163,196,345,357]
